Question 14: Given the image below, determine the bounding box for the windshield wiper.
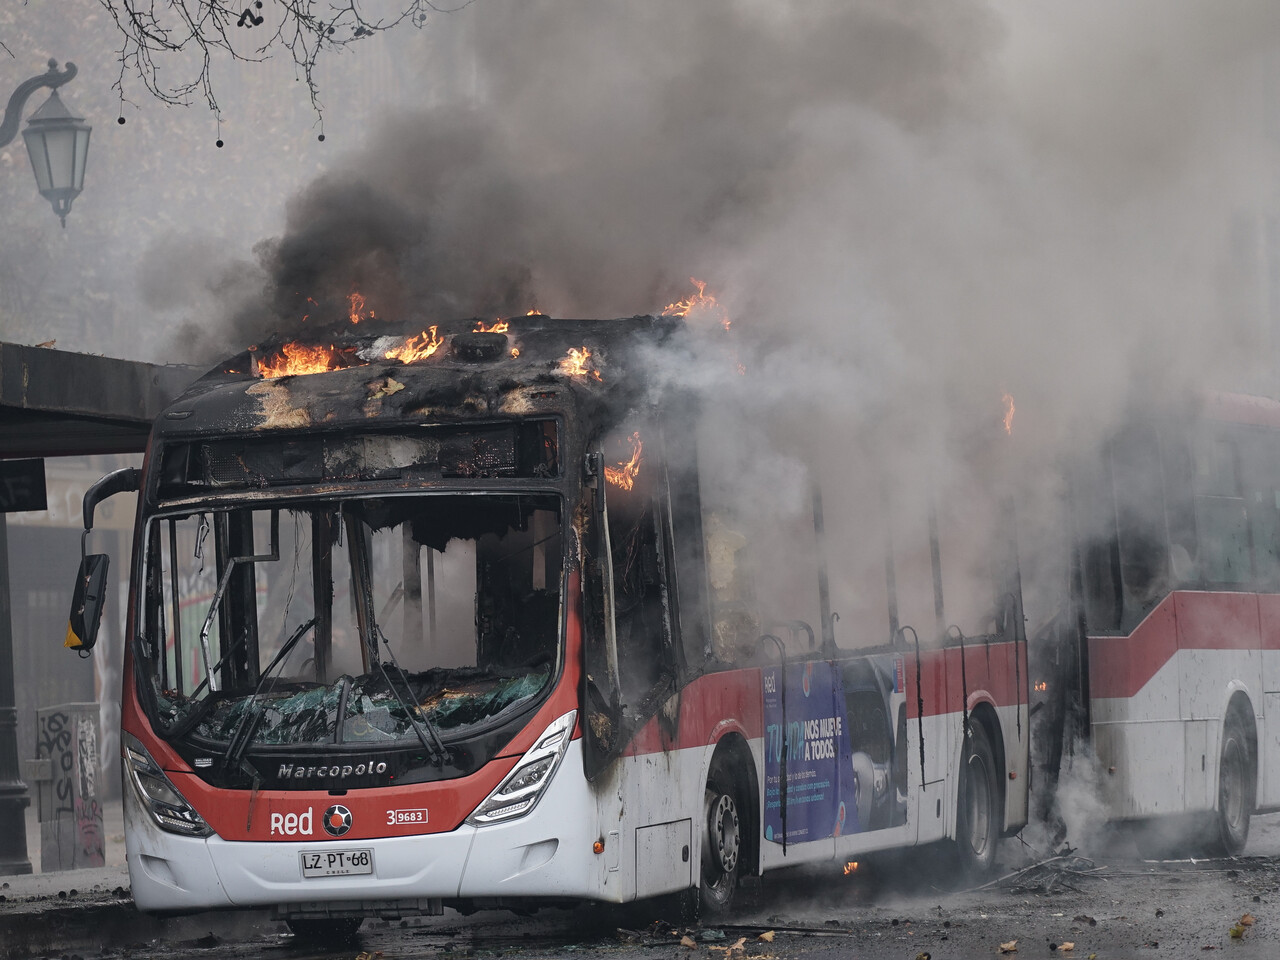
[374,625,448,765]
[222,617,318,768]
[344,512,446,764]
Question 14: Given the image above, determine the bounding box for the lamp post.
[0,60,91,227]
[0,59,90,876]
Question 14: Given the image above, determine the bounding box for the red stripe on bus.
[1089,591,1280,700]
[1205,391,1280,429]
[623,669,765,756]
[623,640,1028,757]
[907,641,1027,719]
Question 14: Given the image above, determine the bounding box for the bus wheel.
[286,917,363,941]
[1215,712,1253,856]
[955,721,1000,876]
[700,760,743,916]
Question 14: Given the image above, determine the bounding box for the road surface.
[5,813,1280,958]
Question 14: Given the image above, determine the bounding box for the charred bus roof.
[158,316,682,438]
[149,316,684,502]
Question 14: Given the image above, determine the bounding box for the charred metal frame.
[127,316,696,790]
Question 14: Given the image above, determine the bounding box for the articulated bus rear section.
[65,315,1028,926]
[1032,392,1280,856]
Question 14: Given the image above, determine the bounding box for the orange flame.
[257,342,351,378]
[511,348,521,358]
[385,326,444,364]
[559,346,603,381]
[526,308,543,316]
[843,861,859,875]
[1002,391,1015,435]
[348,291,372,324]
[662,278,731,330]
[475,319,510,333]
[605,432,643,491]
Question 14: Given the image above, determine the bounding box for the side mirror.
[66,466,140,656]
[66,553,109,652]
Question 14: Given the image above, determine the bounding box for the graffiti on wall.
[36,704,105,870]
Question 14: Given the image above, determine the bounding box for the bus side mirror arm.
[82,466,141,533]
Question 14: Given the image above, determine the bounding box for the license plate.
[300,849,374,878]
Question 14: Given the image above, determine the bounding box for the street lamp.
[0,60,91,227]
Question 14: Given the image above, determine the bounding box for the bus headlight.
[123,732,213,838]
[466,710,577,826]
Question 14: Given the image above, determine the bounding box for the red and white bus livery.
[1036,392,1280,855]
[68,316,1028,929]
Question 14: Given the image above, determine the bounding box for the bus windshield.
[139,493,563,749]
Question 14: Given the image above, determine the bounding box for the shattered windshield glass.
[141,493,563,748]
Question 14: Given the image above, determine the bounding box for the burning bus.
[66,313,1029,932]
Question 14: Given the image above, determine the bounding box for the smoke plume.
[154,0,1280,645]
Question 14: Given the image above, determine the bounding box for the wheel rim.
[1221,737,1246,838]
[708,791,741,875]
[965,753,992,857]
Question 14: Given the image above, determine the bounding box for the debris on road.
[984,856,1105,895]
[999,938,1019,953]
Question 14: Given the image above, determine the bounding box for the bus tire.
[286,917,363,941]
[1214,710,1253,857]
[955,720,1000,876]
[699,755,745,917]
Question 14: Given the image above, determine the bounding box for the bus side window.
[1074,460,1122,633]
[1192,432,1252,585]
[1111,425,1170,625]
[1161,429,1199,585]
[606,478,673,712]
[1241,431,1280,591]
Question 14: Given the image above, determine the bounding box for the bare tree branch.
[96,0,475,123]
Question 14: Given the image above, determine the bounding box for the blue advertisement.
[762,659,860,845]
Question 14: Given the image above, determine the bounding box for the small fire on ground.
[843,861,859,875]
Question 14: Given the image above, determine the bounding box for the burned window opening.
[155,420,560,499]
[603,428,677,718]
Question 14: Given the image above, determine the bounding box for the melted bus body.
[70,316,1028,923]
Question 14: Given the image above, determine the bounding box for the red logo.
[323,804,352,837]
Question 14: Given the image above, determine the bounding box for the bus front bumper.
[125,740,611,913]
